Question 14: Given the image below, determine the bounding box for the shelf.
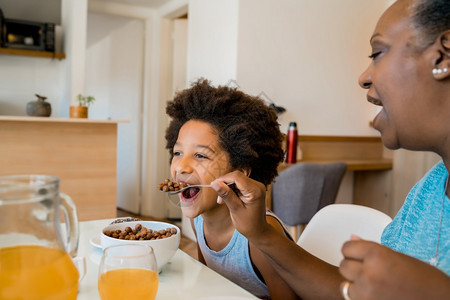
[0,48,66,60]
[279,159,393,171]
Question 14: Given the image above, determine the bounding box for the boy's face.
[170,120,232,218]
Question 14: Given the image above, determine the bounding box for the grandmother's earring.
[432,68,443,75]
[432,67,448,77]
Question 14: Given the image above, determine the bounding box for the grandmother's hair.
[165,78,284,186]
[411,0,450,47]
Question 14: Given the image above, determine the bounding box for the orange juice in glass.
[0,175,80,300]
[98,244,159,300]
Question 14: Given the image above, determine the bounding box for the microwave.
[0,12,55,52]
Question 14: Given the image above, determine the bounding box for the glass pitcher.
[0,175,80,300]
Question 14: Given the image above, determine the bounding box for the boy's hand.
[211,171,270,240]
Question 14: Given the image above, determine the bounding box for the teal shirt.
[382,161,450,275]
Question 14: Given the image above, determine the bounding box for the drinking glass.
[98,244,159,300]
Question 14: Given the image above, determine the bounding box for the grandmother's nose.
[358,65,372,89]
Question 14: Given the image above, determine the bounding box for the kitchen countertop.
[0,115,128,124]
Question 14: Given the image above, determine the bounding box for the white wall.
[172,19,188,94]
[0,0,61,24]
[238,0,392,135]
[187,0,392,136]
[0,56,65,116]
[186,0,239,85]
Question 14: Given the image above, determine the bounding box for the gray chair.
[272,162,347,240]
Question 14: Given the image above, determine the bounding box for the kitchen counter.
[0,115,126,124]
[0,116,128,221]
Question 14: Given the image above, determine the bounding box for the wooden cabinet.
[268,135,393,215]
[0,116,126,221]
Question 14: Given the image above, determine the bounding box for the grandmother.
[211,0,450,299]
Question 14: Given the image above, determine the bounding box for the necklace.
[429,176,449,266]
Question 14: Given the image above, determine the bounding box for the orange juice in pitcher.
[0,245,79,300]
[0,175,80,300]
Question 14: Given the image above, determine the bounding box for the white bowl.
[100,221,180,270]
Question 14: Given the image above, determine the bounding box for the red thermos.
[285,122,298,163]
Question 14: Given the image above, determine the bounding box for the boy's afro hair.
[165,78,284,186]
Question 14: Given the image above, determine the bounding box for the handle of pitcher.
[60,193,80,257]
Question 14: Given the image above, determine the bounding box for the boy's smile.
[170,120,232,218]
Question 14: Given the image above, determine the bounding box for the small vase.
[70,106,88,118]
[27,94,52,117]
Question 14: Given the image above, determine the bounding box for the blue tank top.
[194,215,270,298]
[382,161,450,274]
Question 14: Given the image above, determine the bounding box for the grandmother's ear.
[432,30,450,80]
[441,31,450,52]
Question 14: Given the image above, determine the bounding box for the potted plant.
[70,94,95,118]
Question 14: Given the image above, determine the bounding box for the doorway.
[85,12,144,213]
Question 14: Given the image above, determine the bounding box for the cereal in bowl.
[103,223,177,241]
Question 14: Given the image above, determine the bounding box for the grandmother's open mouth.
[367,95,382,106]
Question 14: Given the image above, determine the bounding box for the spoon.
[167,182,234,195]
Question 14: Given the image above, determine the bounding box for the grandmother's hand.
[339,237,450,300]
[211,171,270,241]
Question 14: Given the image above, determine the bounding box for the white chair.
[297,204,392,266]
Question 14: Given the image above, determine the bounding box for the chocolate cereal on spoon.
[158,179,204,197]
[158,179,234,196]
[158,179,188,193]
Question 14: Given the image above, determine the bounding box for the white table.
[77,219,258,299]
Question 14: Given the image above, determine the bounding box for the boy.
[164,79,298,300]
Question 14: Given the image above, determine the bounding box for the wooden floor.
[116,208,198,260]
